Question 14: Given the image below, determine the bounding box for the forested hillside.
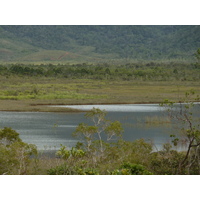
[0,25,199,62]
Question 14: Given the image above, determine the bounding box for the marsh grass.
[0,90,107,100]
[123,116,172,129]
[131,113,172,128]
[144,116,172,126]
[0,75,200,111]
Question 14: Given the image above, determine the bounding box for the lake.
[1,103,198,152]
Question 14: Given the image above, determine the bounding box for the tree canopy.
[0,25,199,62]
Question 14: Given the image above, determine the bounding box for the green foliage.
[0,144,17,174]
[56,145,85,159]
[195,48,200,68]
[195,48,200,61]
[0,25,199,62]
[73,123,98,151]
[0,127,37,174]
[70,147,85,157]
[110,162,153,175]
[56,144,70,159]
[47,163,99,175]
[73,108,123,153]
[0,127,22,145]
[170,135,179,146]
[101,139,153,169]
[105,121,123,140]
[1,60,200,82]
[47,164,69,175]
[49,138,154,175]
[76,167,99,175]
[150,149,185,175]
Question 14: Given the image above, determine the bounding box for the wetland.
[0,62,200,175]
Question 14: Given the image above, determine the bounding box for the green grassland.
[0,61,199,112]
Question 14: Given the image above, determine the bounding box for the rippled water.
[1,103,198,151]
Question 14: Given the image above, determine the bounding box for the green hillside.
[0,25,199,62]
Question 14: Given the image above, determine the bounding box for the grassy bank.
[0,61,199,112]
[0,75,200,112]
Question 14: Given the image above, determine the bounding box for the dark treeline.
[0,61,200,81]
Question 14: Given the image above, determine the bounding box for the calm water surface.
[1,104,196,151]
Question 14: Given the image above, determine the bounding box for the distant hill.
[0,25,199,63]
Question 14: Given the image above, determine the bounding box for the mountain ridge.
[0,25,199,63]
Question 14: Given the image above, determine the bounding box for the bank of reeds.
[133,115,172,128]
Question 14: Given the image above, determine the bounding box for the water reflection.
[1,103,199,151]
[51,104,165,112]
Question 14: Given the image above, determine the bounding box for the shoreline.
[0,101,163,113]
[1,101,199,113]
[32,101,163,106]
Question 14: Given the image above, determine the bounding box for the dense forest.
[0,25,200,62]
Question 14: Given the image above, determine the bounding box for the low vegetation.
[0,127,37,175]
[0,57,200,112]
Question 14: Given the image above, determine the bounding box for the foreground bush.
[0,127,37,175]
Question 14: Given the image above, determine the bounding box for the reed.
[144,116,171,126]
[134,116,172,129]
